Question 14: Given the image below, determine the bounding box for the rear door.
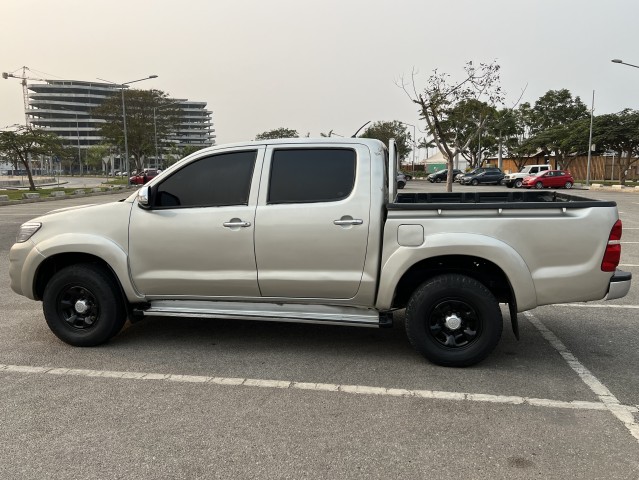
[254,144,371,299]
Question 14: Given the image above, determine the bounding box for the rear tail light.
[601,220,622,272]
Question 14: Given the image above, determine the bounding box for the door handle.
[223,220,251,228]
[333,218,363,226]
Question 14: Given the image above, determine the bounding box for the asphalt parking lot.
[0,182,637,479]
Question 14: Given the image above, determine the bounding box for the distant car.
[522,170,574,189]
[427,168,462,183]
[456,167,501,183]
[129,169,159,185]
[397,173,408,189]
[460,169,505,186]
[400,171,413,181]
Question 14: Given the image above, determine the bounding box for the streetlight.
[611,58,639,69]
[97,75,158,180]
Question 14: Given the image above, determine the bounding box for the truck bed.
[391,191,616,210]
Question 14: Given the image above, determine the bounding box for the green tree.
[593,109,639,185]
[0,125,67,190]
[527,89,589,169]
[93,89,179,173]
[359,120,412,161]
[402,61,504,191]
[255,128,299,140]
[85,144,111,173]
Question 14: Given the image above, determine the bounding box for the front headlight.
[16,222,42,243]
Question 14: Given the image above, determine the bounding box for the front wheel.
[564,181,573,189]
[435,178,442,183]
[404,274,503,367]
[514,179,523,188]
[42,264,127,347]
[471,179,479,186]
[397,181,406,189]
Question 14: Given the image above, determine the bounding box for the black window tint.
[268,148,356,204]
[156,150,256,208]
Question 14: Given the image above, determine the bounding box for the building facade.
[25,80,215,170]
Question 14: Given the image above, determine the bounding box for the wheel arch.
[30,234,143,303]
[377,233,538,318]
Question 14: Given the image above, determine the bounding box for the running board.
[138,300,389,328]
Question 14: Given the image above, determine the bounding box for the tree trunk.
[19,156,37,191]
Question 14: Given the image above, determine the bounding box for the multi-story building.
[25,79,215,169]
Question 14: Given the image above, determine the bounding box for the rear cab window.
[267,148,356,204]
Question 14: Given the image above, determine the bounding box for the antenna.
[351,121,371,138]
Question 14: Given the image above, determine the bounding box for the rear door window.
[268,148,356,204]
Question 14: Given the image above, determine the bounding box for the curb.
[0,186,137,207]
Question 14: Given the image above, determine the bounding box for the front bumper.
[606,270,632,300]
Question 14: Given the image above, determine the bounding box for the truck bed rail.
[390,191,616,210]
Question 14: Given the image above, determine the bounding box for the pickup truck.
[9,138,632,367]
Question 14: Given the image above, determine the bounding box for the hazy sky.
[2,0,638,149]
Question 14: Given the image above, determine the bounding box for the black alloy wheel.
[404,274,503,367]
[43,264,127,347]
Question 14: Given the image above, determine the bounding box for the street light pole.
[611,58,639,69]
[586,90,595,187]
[97,75,158,180]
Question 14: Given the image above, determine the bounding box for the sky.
[1,0,638,152]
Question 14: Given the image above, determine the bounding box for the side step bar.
[137,300,392,328]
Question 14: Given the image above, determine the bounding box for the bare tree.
[401,61,504,191]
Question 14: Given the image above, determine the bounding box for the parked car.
[503,164,551,188]
[129,169,159,185]
[397,172,408,189]
[459,168,504,185]
[427,168,462,183]
[522,170,574,189]
[456,167,501,183]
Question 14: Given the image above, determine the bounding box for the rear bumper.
[606,270,632,300]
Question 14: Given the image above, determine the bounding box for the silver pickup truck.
[9,138,632,366]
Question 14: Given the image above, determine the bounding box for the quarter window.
[268,148,356,204]
[155,150,257,208]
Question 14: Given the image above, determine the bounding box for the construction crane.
[2,66,48,124]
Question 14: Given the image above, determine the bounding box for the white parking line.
[558,304,639,309]
[1,363,634,414]
[525,312,639,442]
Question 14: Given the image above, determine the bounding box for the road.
[0,184,637,479]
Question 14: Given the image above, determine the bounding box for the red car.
[129,169,159,185]
[522,170,574,189]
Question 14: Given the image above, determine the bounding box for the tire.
[397,181,406,189]
[514,179,523,188]
[564,181,573,189]
[404,274,503,367]
[42,264,126,347]
[435,177,442,183]
[471,179,478,186]
[535,181,544,189]
[505,182,513,189]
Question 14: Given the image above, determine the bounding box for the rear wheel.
[535,181,544,189]
[397,181,406,189]
[564,181,573,189]
[42,264,126,347]
[404,274,503,367]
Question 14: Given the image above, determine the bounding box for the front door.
[254,145,371,299]
[129,148,263,298]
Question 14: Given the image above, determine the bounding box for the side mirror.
[137,186,151,209]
